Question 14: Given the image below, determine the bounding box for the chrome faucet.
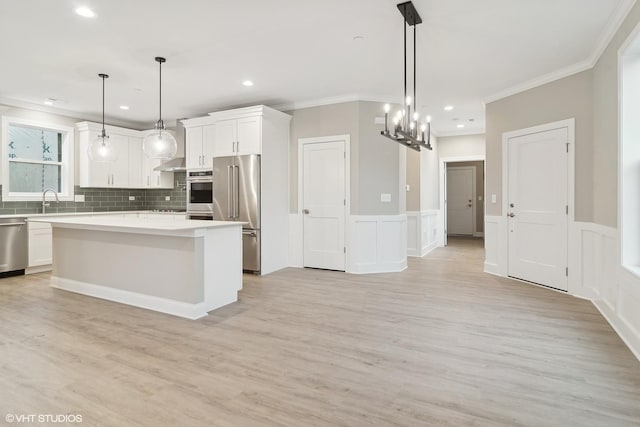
[42,188,60,214]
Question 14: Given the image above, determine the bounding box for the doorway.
[446,164,482,237]
[502,119,574,292]
[298,135,350,271]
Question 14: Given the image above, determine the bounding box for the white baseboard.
[593,298,640,364]
[26,264,52,274]
[473,232,485,238]
[51,276,211,320]
[349,214,407,274]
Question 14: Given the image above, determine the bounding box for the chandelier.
[381,1,432,152]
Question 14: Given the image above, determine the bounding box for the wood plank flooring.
[1,237,639,426]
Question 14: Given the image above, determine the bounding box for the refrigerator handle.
[234,164,240,219]
[227,165,233,219]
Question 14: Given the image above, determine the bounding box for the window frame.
[1,116,75,201]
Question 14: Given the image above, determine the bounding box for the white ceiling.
[0,0,634,135]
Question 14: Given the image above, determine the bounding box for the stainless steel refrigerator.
[212,154,261,273]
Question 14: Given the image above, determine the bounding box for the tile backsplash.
[0,172,186,215]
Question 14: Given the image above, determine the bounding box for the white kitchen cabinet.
[77,123,131,188]
[128,136,144,188]
[77,122,173,189]
[28,221,52,269]
[186,125,216,169]
[214,116,261,157]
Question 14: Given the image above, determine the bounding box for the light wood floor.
[1,237,639,426]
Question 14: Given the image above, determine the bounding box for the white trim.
[439,155,485,245]
[500,119,575,288]
[50,276,210,320]
[446,165,477,237]
[1,116,75,201]
[484,0,637,105]
[484,215,507,276]
[298,134,351,271]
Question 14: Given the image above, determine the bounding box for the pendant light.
[88,73,119,162]
[380,1,432,152]
[143,56,177,160]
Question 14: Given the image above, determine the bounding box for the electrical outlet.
[380,193,391,203]
[374,116,385,125]
[406,185,410,191]
[491,194,497,204]
[129,196,135,201]
[74,194,85,202]
[165,196,170,201]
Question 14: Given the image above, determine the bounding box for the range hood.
[153,120,186,172]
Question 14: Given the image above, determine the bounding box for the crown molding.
[483,0,637,105]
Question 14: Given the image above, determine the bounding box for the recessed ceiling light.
[444,105,454,111]
[74,6,96,18]
[43,99,55,106]
[119,105,130,110]
[456,124,465,129]
[242,80,254,87]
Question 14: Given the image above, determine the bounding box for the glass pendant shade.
[88,133,118,162]
[142,124,177,159]
[144,56,176,160]
[88,73,118,162]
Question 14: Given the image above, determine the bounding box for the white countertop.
[29,215,243,236]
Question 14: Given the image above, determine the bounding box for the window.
[1,117,74,201]
[620,27,640,277]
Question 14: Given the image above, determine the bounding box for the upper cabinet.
[77,122,173,189]
[185,125,216,169]
[183,105,282,167]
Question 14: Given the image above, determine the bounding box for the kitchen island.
[29,215,243,319]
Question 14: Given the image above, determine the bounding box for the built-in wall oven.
[186,170,213,218]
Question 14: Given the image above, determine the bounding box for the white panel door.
[303,140,346,271]
[508,128,568,291]
[447,167,474,236]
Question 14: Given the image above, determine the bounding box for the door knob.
[303,209,310,214]
[467,204,472,207]
[510,203,515,208]
[508,212,515,218]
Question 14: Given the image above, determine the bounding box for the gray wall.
[592,1,640,227]
[485,70,594,221]
[438,134,486,158]
[288,101,403,216]
[406,149,421,211]
[420,137,440,211]
[447,161,485,233]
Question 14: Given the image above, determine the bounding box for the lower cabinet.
[27,222,52,271]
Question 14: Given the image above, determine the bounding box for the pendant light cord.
[159,59,162,125]
[102,75,105,132]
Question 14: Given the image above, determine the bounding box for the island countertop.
[29,215,244,236]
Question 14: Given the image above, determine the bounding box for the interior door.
[302,140,346,271]
[446,166,474,236]
[508,127,568,291]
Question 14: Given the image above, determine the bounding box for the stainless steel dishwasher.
[0,217,28,277]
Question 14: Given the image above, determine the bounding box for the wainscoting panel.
[349,215,407,274]
[407,210,440,257]
[571,222,640,362]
